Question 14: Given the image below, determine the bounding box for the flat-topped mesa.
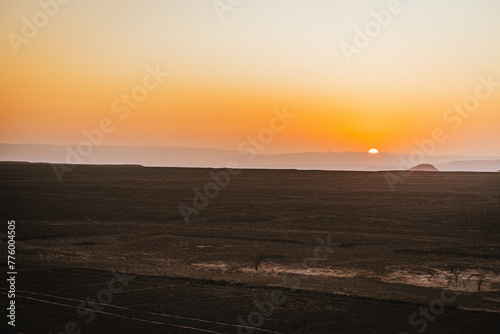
[408,164,439,172]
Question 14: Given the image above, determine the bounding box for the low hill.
[408,164,439,172]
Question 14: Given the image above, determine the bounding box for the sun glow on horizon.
[369,149,379,154]
[0,1,499,156]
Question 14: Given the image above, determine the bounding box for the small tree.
[451,267,464,287]
[468,274,486,291]
[477,275,486,291]
[254,252,266,271]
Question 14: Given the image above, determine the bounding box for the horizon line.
[1,142,500,159]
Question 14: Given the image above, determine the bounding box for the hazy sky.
[1,0,499,156]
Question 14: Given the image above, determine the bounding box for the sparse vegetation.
[254,252,267,271]
[452,267,464,287]
[468,274,486,291]
[444,266,465,287]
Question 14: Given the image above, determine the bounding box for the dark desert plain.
[1,162,500,333]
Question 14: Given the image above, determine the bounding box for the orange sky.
[1,0,499,156]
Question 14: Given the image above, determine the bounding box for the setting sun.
[369,149,379,154]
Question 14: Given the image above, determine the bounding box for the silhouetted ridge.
[408,164,439,172]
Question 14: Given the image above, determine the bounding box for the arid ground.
[1,163,500,333]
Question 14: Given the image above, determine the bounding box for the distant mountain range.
[1,143,500,172]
